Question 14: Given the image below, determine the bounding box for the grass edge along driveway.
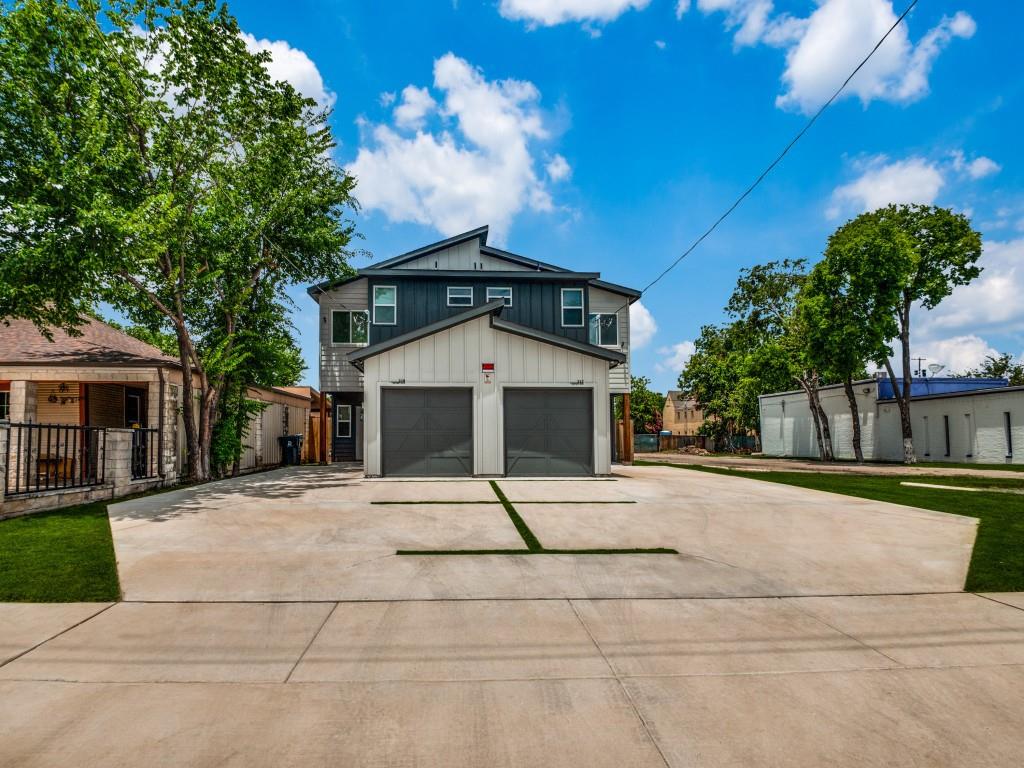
[636,461,1024,592]
[0,501,121,602]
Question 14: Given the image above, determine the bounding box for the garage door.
[381,388,473,476]
[504,389,593,476]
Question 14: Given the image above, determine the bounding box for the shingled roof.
[0,318,180,367]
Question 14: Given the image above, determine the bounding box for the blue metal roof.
[877,377,1009,400]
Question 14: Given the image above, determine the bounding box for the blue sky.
[227,0,1022,392]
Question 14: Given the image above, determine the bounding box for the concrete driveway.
[1,465,1020,766]
[105,464,977,601]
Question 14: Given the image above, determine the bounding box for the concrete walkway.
[104,464,978,601]
[640,451,1024,479]
[1,593,1023,766]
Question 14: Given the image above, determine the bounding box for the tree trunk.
[176,331,203,482]
[811,385,834,462]
[799,377,826,460]
[843,376,864,463]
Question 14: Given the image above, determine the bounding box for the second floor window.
[561,288,584,327]
[486,286,512,305]
[447,286,473,306]
[373,286,397,325]
[588,313,619,346]
[331,310,369,345]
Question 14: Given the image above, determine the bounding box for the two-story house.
[308,226,639,477]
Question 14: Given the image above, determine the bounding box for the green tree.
[0,0,357,479]
[961,353,1024,386]
[825,205,982,463]
[799,251,881,461]
[618,376,665,434]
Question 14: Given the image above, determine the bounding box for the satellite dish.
[928,363,945,375]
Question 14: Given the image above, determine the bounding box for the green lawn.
[638,461,1024,592]
[0,501,121,602]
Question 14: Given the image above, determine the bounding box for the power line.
[637,0,920,300]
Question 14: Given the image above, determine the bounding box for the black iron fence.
[4,423,106,496]
[131,428,159,480]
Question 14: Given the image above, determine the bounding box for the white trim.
[330,309,369,346]
[560,288,584,327]
[486,286,513,306]
[447,286,474,307]
[336,404,352,438]
[588,312,619,347]
[373,285,397,325]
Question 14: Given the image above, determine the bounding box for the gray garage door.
[381,388,473,477]
[504,389,593,476]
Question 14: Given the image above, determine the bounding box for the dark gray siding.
[367,276,590,345]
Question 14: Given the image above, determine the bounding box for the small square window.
[486,287,512,306]
[331,310,369,345]
[373,286,397,325]
[588,313,619,346]
[447,286,473,306]
[561,288,584,327]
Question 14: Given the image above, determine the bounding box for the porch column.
[622,392,634,464]
[8,381,37,423]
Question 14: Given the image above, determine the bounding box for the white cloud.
[951,150,1001,180]
[655,340,696,373]
[908,239,1024,375]
[682,0,974,114]
[240,33,335,109]
[654,39,667,50]
[546,154,572,181]
[917,239,1024,337]
[827,156,944,219]
[379,91,397,107]
[498,0,650,27]
[347,53,562,244]
[393,86,437,130]
[630,301,657,349]
[909,334,998,375]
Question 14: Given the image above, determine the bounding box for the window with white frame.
[336,404,352,438]
[331,310,369,345]
[373,285,397,325]
[447,286,473,307]
[588,313,619,346]
[561,288,584,327]
[486,286,512,305]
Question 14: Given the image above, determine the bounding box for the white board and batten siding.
[361,314,612,476]
[398,240,532,271]
[319,278,367,392]
[587,286,631,394]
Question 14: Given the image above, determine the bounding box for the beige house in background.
[662,390,704,435]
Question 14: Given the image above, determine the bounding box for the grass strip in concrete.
[489,480,543,551]
[637,461,1024,592]
[396,548,679,555]
[394,481,678,556]
[371,500,501,505]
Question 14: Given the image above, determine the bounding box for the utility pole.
[913,357,927,377]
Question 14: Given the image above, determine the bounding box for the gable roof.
[347,299,625,368]
[0,318,180,368]
[366,226,490,269]
[306,225,642,302]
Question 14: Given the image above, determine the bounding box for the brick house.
[662,390,704,436]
